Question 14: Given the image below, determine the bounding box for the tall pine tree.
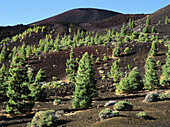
[72,52,97,109]
[66,48,77,82]
[0,64,8,94]
[146,16,150,25]
[107,59,120,82]
[128,67,143,91]
[149,41,157,56]
[144,56,159,90]
[160,45,170,86]
[6,56,35,114]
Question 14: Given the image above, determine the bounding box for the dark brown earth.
[1,90,170,127]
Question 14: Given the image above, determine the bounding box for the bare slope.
[29,8,121,25]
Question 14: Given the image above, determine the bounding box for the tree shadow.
[133,109,144,111]
[0,113,35,126]
[145,116,156,120]
[156,52,165,56]
[96,94,146,101]
[55,119,72,126]
[120,52,137,57]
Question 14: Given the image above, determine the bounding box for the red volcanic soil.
[29,8,121,26]
[28,42,167,82]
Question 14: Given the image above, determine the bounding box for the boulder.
[104,100,117,107]
[143,91,159,102]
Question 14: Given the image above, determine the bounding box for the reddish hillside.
[135,4,170,25]
[29,8,121,26]
[81,14,146,30]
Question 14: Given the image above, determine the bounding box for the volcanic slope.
[29,8,121,25]
[134,4,170,37]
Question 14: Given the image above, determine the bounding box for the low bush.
[136,112,148,119]
[113,101,133,111]
[98,108,119,120]
[53,99,61,105]
[27,110,57,127]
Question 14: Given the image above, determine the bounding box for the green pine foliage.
[35,69,47,83]
[124,47,130,54]
[143,26,149,33]
[6,56,35,114]
[151,26,157,33]
[112,46,120,57]
[128,19,132,29]
[160,45,170,86]
[144,56,159,90]
[0,64,8,93]
[20,44,26,60]
[116,67,143,94]
[149,41,157,56]
[27,68,47,101]
[146,16,150,25]
[72,52,97,109]
[107,60,120,82]
[0,45,8,62]
[127,67,143,91]
[165,16,168,24]
[66,48,77,83]
[121,23,127,36]
[116,75,130,94]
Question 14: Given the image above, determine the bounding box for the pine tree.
[121,23,127,36]
[20,44,26,60]
[116,67,143,94]
[12,46,17,58]
[112,46,120,57]
[66,48,77,82]
[0,45,8,62]
[131,20,135,28]
[0,64,8,93]
[124,47,130,54]
[6,56,35,114]
[146,16,150,25]
[128,67,143,91]
[160,45,170,86]
[27,67,34,83]
[149,41,157,56]
[128,19,132,29]
[165,16,168,24]
[107,60,120,82]
[144,56,159,90]
[143,26,149,33]
[72,52,97,109]
[29,68,47,101]
[26,45,32,57]
[151,26,157,33]
[35,69,46,83]
[116,74,130,94]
